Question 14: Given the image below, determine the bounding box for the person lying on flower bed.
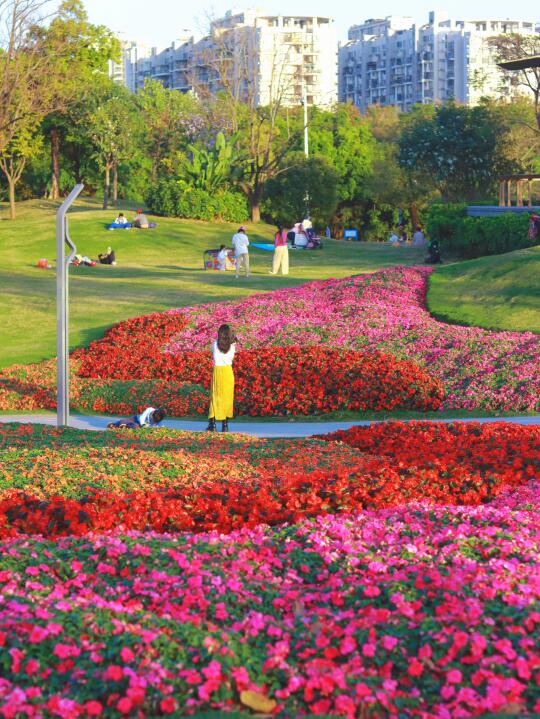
[107,406,166,430]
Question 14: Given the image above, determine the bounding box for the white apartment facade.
[112,10,337,107]
[339,11,539,112]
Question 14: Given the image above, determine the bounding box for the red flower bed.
[3,349,444,416]
[72,306,445,415]
[0,422,537,540]
[320,421,540,488]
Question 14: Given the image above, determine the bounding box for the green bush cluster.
[146,179,248,222]
[426,204,533,258]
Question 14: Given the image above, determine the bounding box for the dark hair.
[219,244,226,250]
[277,224,283,232]
[217,324,235,353]
[416,225,422,231]
[118,212,124,217]
[152,408,166,423]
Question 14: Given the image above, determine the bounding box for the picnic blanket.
[252,243,275,251]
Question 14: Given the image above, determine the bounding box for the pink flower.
[120,647,134,663]
[84,701,103,716]
[447,669,463,684]
[159,697,177,714]
[116,698,132,714]
[104,665,123,682]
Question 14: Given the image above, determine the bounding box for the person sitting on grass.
[107,406,166,430]
[217,244,227,271]
[132,209,149,229]
[108,213,132,229]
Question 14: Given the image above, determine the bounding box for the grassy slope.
[428,245,540,334]
[0,199,425,367]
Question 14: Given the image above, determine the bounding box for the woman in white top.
[207,324,236,432]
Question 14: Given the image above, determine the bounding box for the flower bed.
[1,489,540,718]
[2,266,538,415]
[77,266,539,413]
[1,423,539,716]
[0,346,444,417]
[0,422,537,539]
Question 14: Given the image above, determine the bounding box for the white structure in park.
[338,12,539,112]
[111,10,337,107]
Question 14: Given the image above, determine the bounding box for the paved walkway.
[0,414,539,438]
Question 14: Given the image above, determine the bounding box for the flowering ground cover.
[0,420,538,538]
[0,484,540,718]
[0,348,443,417]
[0,422,539,716]
[1,266,538,416]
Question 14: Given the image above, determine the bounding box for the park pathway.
[0,414,539,438]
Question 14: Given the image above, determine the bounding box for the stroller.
[425,239,442,264]
[305,227,323,249]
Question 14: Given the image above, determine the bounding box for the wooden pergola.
[499,174,540,207]
[498,55,540,71]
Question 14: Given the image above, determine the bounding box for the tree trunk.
[410,202,419,228]
[249,188,262,222]
[113,163,118,206]
[103,165,110,210]
[8,179,16,220]
[49,127,60,200]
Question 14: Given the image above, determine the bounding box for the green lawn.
[0,199,426,367]
[427,245,540,334]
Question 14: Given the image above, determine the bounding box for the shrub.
[146,178,247,222]
[426,203,533,258]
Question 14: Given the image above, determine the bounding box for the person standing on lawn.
[232,226,249,278]
[207,324,236,432]
[269,224,289,275]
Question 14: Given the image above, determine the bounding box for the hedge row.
[146,179,248,222]
[426,203,533,258]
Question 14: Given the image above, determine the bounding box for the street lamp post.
[302,86,309,158]
[56,184,84,428]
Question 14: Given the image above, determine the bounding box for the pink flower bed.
[0,480,539,718]
[166,266,540,412]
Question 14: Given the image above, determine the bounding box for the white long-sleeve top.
[232,233,249,256]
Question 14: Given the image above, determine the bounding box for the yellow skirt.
[208,366,234,420]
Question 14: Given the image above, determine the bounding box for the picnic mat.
[252,243,275,251]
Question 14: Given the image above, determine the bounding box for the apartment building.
[112,10,337,107]
[339,11,539,112]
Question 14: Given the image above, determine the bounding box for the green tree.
[399,102,517,203]
[0,125,43,219]
[85,84,138,209]
[292,104,375,205]
[136,79,202,182]
[42,0,119,199]
[263,155,339,226]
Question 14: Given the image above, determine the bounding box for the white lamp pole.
[302,86,309,158]
[56,184,84,428]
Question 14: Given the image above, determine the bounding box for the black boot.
[206,418,216,432]
[221,419,229,433]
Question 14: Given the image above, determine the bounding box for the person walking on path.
[270,225,289,275]
[207,324,236,432]
[232,226,249,278]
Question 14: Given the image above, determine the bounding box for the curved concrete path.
[0,414,539,438]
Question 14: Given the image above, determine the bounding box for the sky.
[71,0,539,48]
